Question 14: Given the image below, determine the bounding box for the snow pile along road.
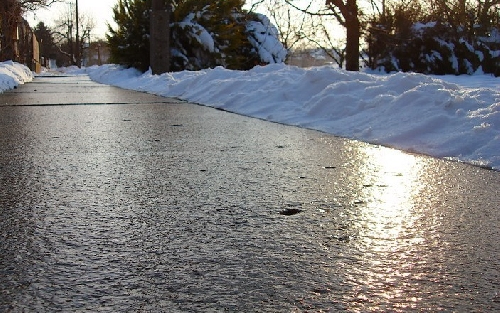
[84,64,499,170]
[0,61,34,93]
[1,60,496,169]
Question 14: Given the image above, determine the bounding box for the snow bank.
[0,61,34,93]
[84,64,499,170]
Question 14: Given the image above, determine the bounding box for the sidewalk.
[1,75,184,106]
[1,75,499,312]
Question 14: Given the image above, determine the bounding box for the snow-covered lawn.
[1,61,498,170]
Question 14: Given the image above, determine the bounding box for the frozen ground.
[1,61,498,170]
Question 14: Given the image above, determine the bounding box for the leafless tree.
[50,5,95,65]
[279,0,361,70]
[247,0,347,66]
[264,0,309,51]
[19,0,62,10]
[1,0,63,61]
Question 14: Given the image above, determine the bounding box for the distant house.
[83,41,110,66]
[287,49,337,68]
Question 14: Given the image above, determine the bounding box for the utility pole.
[150,0,170,74]
[67,3,74,65]
[75,0,80,67]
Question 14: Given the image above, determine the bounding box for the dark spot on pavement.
[279,208,302,216]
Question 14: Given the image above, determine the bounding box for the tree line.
[2,0,498,75]
[259,0,499,75]
[107,0,287,72]
[365,0,500,75]
[1,0,104,67]
[0,0,53,62]
[108,0,499,75]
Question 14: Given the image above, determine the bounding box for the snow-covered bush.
[246,13,287,64]
[170,0,259,71]
[107,0,287,72]
[366,21,500,76]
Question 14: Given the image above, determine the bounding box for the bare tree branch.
[284,0,337,16]
[246,0,266,13]
[19,0,64,11]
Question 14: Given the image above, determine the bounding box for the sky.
[25,0,261,39]
[25,0,118,40]
[24,0,322,40]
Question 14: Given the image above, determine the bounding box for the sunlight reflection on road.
[356,146,425,244]
[346,145,432,311]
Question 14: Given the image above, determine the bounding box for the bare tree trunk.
[326,0,360,71]
[1,0,22,61]
[345,0,359,71]
[150,0,170,74]
[75,0,80,67]
[345,20,360,70]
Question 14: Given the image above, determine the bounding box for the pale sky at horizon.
[24,0,327,41]
[25,0,119,40]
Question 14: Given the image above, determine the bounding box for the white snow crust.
[2,61,498,170]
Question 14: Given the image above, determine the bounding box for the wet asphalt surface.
[1,75,499,312]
